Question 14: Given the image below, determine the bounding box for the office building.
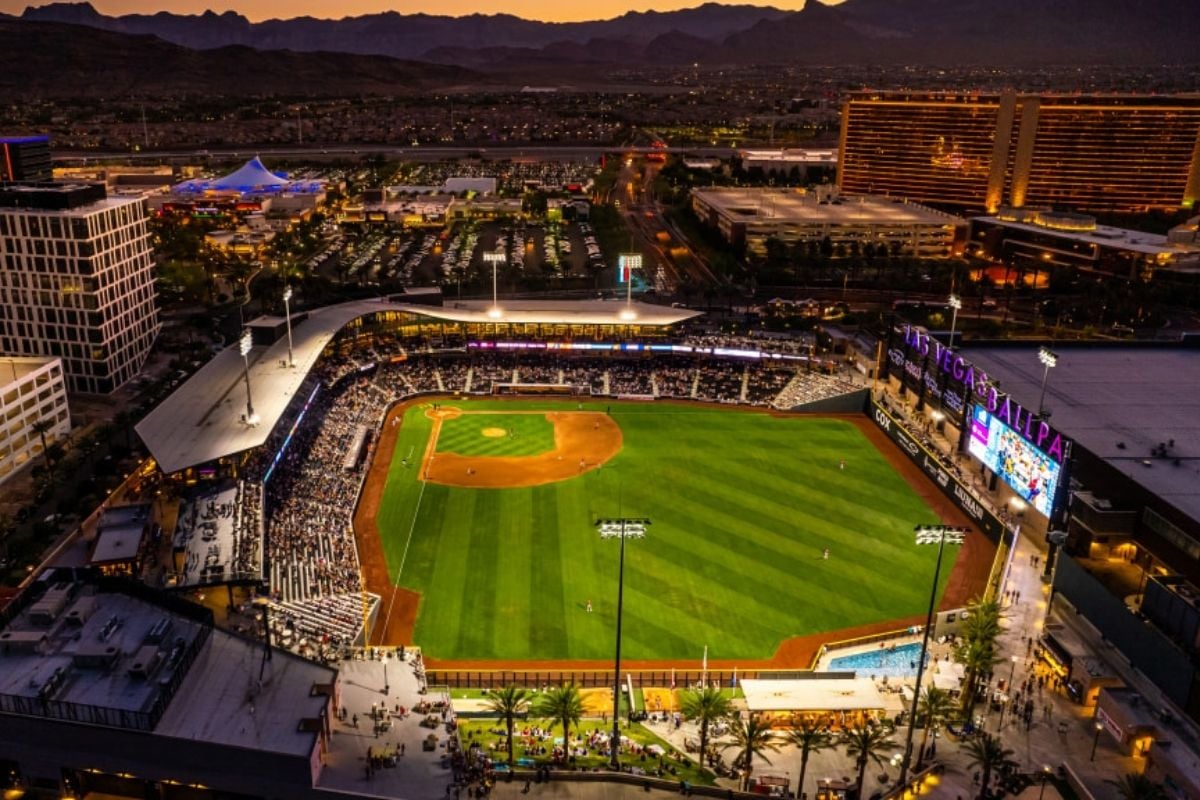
[970,207,1200,280]
[0,356,70,484]
[0,182,159,394]
[0,135,52,183]
[838,92,1200,213]
[0,572,337,799]
[690,186,965,258]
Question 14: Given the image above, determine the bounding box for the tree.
[785,717,835,800]
[534,684,584,755]
[915,686,955,766]
[956,597,1005,718]
[842,722,897,800]
[722,714,781,790]
[1105,773,1169,800]
[485,686,531,766]
[679,686,731,769]
[963,732,1017,800]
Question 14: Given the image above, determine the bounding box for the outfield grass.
[375,400,956,662]
[435,412,556,457]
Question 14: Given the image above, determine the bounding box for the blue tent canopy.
[208,157,289,191]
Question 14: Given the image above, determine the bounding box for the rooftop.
[0,577,332,757]
[740,677,887,712]
[961,345,1200,525]
[975,213,1200,262]
[137,298,701,474]
[693,188,963,226]
[1,356,59,384]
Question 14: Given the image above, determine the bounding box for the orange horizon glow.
[0,0,836,24]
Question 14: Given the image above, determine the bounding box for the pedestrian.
[586,600,593,613]
[353,713,358,728]
[822,547,830,560]
[523,780,531,794]
[401,743,406,756]
[839,458,845,470]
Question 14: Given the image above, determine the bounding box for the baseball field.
[366,399,964,663]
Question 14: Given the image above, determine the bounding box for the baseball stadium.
[136,297,1003,685]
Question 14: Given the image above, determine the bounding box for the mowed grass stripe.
[377,402,960,661]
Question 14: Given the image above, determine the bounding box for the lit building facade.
[690,187,965,258]
[838,92,1200,214]
[0,356,69,484]
[0,183,159,394]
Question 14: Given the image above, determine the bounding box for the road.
[53,144,741,165]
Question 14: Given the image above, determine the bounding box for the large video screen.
[968,405,1061,517]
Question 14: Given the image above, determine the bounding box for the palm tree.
[534,684,584,755]
[679,685,731,770]
[915,686,955,766]
[30,419,57,480]
[785,717,835,800]
[963,733,1017,800]
[1105,773,1169,800]
[957,638,1002,719]
[485,686,531,766]
[842,722,897,800]
[723,714,781,790]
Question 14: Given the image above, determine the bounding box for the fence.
[425,670,753,691]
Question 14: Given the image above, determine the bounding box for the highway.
[53,144,740,164]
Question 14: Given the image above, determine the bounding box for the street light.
[899,525,967,786]
[1036,347,1057,417]
[239,329,259,426]
[997,655,1019,730]
[1037,765,1053,800]
[596,515,650,770]
[947,294,962,348]
[1090,721,1104,761]
[619,254,642,321]
[483,251,505,318]
[283,286,295,368]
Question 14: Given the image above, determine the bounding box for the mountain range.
[10,0,1200,75]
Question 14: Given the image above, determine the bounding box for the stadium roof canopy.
[962,345,1200,525]
[740,678,887,712]
[136,298,702,475]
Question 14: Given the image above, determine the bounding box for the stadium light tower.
[1037,346,1058,417]
[239,329,259,426]
[947,294,962,348]
[483,251,505,319]
[596,515,650,770]
[618,254,641,321]
[898,524,967,786]
[283,286,295,368]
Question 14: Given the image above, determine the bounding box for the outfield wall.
[783,388,869,414]
[868,398,1015,603]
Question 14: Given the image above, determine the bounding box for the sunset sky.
[2,0,825,23]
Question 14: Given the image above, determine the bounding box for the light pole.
[619,254,642,321]
[596,515,650,770]
[1090,721,1104,761]
[899,525,966,785]
[239,329,258,426]
[997,655,1019,730]
[947,293,962,348]
[483,251,505,318]
[1036,347,1057,417]
[283,286,295,368]
[1037,765,1052,800]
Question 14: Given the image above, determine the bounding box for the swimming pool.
[827,642,924,678]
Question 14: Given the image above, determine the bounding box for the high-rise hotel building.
[838,92,1200,214]
[0,182,159,394]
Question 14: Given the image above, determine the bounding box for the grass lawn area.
[376,400,956,661]
[435,412,556,457]
[456,717,714,785]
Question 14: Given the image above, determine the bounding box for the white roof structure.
[740,678,887,713]
[136,298,701,474]
[90,524,144,565]
[693,188,963,227]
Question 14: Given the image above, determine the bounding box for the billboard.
[968,404,1061,517]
